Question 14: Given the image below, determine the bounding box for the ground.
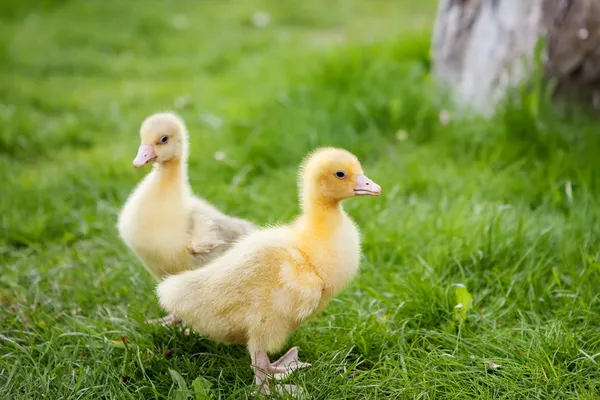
[1,0,599,399]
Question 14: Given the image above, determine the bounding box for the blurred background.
[1,0,599,399]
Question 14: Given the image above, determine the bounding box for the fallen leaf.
[454,283,473,324]
[169,369,189,400]
[165,347,179,360]
[192,376,213,400]
[0,289,14,306]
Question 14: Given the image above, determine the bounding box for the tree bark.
[432,0,600,115]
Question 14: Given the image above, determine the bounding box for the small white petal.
[201,113,223,130]
[439,110,452,125]
[395,130,409,141]
[171,15,189,30]
[251,11,270,28]
[174,96,190,109]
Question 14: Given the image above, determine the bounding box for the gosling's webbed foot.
[148,313,181,326]
[272,347,311,380]
[251,348,311,397]
[187,240,223,255]
[254,384,302,397]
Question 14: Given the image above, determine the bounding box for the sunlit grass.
[1,0,599,399]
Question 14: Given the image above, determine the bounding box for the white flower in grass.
[251,11,270,28]
[171,15,189,30]
[439,109,451,126]
[395,129,409,141]
[214,151,226,161]
[174,95,190,109]
[486,361,502,370]
[201,113,223,130]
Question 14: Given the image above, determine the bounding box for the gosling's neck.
[150,156,190,196]
[300,196,345,237]
[298,195,356,293]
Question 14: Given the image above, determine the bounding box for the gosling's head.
[133,112,188,168]
[300,147,381,206]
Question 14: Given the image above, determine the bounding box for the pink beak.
[133,144,156,168]
[354,174,382,196]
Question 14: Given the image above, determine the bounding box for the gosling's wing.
[277,249,324,324]
[186,201,255,268]
[212,213,256,243]
[188,196,255,245]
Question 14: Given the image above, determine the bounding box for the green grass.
[1,0,599,398]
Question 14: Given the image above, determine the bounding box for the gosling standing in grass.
[118,112,255,324]
[157,147,382,394]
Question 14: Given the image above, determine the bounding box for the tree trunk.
[432,0,600,115]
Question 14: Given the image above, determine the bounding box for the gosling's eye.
[159,135,169,144]
[335,170,346,179]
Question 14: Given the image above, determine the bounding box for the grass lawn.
[1,0,599,398]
